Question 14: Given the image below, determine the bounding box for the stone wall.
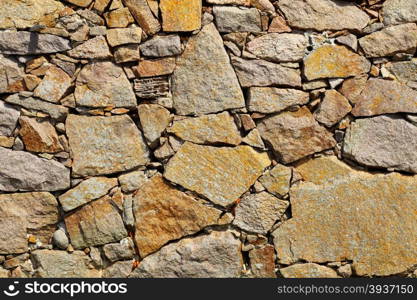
[0,0,416,278]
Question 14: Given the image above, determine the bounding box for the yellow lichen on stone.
[160,0,202,32]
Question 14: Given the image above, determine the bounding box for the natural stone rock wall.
[0,0,416,278]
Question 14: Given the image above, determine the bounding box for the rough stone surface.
[314,90,352,127]
[66,115,149,176]
[259,164,292,197]
[303,45,371,80]
[172,23,245,115]
[106,28,142,47]
[103,237,135,262]
[65,196,128,249]
[19,117,63,153]
[123,0,161,35]
[278,0,370,31]
[386,59,417,84]
[135,58,176,77]
[0,32,71,55]
[118,170,148,193]
[168,112,241,145]
[0,192,58,249]
[249,245,276,278]
[31,250,100,278]
[0,55,25,94]
[280,263,338,278]
[160,0,202,32]
[383,0,417,25]
[343,115,417,173]
[0,147,69,191]
[0,100,20,136]
[130,231,242,278]
[232,57,302,88]
[75,61,136,108]
[338,74,368,104]
[164,142,270,207]
[233,192,288,234]
[138,104,171,146]
[273,170,417,276]
[246,33,308,62]
[139,35,181,57]
[67,36,112,59]
[248,88,309,113]
[258,107,336,164]
[213,6,261,33]
[133,175,222,257]
[0,0,64,30]
[359,23,417,58]
[33,66,71,103]
[59,177,118,212]
[351,79,417,117]
[103,260,133,278]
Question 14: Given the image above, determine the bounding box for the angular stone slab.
[164,142,270,207]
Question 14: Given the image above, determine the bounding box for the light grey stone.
[103,260,134,278]
[52,229,69,250]
[130,231,242,278]
[103,237,135,262]
[118,170,148,193]
[248,87,309,113]
[139,35,181,57]
[0,147,70,191]
[383,0,417,25]
[0,31,71,55]
[0,100,20,136]
[213,6,261,33]
[231,57,302,88]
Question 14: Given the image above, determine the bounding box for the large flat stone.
[0,0,64,29]
[246,33,308,62]
[66,115,149,176]
[75,61,136,108]
[383,0,417,25]
[213,6,261,33]
[359,23,417,58]
[273,167,417,276]
[0,147,70,191]
[257,107,336,164]
[133,175,222,257]
[278,0,370,31]
[65,196,128,249]
[33,66,71,103]
[351,79,417,117]
[303,45,371,80]
[160,0,202,32]
[0,31,71,55]
[343,115,417,173]
[164,142,270,207]
[130,231,242,278]
[31,250,101,278]
[172,23,245,115]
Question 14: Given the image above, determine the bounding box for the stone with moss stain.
[66,114,149,176]
[33,66,71,103]
[273,167,417,276]
[303,45,370,81]
[160,0,201,32]
[258,107,336,164]
[65,196,127,249]
[259,164,291,197]
[164,142,270,207]
[59,177,118,212]
[130,231,242,278]
[314,90,352,127]
[75,61,136,108]
[248,87,309,114]
[19,117,63,153]
[0,0,64,29]
[168,112,241,146]
[233,192,288,234]
[359,23,417,58]
[343,115,417,173]
[278,0,370,31]
[133,175,222,257]
[351,79,417,117]
[280,263,338,278]
[246,33,308,63]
